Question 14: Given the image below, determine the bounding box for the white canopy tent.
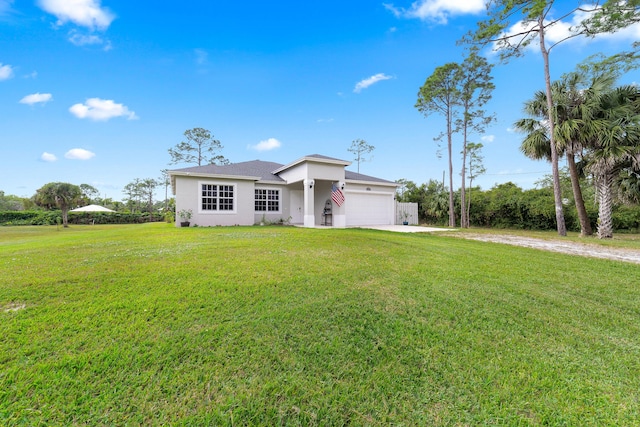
[70,204,115,213]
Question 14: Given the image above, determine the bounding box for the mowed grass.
[1,224,639,426]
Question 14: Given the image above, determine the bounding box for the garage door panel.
[345,193,393,226]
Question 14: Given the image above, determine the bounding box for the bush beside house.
[0,211,164,226]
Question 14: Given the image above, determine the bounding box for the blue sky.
[1,0,639,201]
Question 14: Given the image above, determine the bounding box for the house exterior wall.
[306,162,345,182]
[175,176,255,226]
[253,184,291,224]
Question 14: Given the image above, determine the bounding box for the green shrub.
[612,205,640,232]
[0,211,60,225]
[0,211,164,226]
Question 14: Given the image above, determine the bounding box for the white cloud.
[384,0,484,24]
[583,12,640,44]
[41,152,57,162]
[481,135,495,143]
[0,63,14,80]
[353,73,393,93]
[69,98,138,121]
[65,148,95,160]
[38,0,115,30]
[19,92,53,106]
[68,31,112,50]
[69,33,102,45]
[317,118,335,123]
[249,138,282,152]
[495,6,640,53]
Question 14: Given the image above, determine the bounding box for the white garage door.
[345,192,394,226]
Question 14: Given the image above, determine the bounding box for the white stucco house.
[169,154,398,228]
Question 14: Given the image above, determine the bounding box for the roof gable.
[271,154,351,175]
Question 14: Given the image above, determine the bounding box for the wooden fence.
[395,202,419,225]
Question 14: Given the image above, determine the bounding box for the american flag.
[331,183,345,207]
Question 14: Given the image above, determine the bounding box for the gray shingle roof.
[345,170,396,184]
[305,154,348,162]
[171,160,286,182]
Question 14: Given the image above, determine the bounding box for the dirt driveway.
[362,225,640,264]
[455,233,640,264]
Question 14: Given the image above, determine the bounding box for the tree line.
[0,179,169,228]
[396,171,640,233]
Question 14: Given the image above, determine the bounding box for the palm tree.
[423,180,449,225]
[514,73,616,236]
[615,167,640,205]
[582,85,640,238]
[554,73,619,236]
[34,182,83,227]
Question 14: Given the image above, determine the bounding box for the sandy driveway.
[363,225,640,264]
[454,233,640,264]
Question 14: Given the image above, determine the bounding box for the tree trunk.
[597,170,614,239]
[566,152,593,236]
[467,178,473,226]
[447,106,456,227]
[460,112,468,228]
[539,17,567,236]
[164,181,168,211]
[62,208,69,228]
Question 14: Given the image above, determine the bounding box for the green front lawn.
[1,224,639,425]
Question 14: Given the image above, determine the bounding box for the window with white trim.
[201,183,234,211]
[255,189,280,212]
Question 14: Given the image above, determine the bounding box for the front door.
[290,190,303,224]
